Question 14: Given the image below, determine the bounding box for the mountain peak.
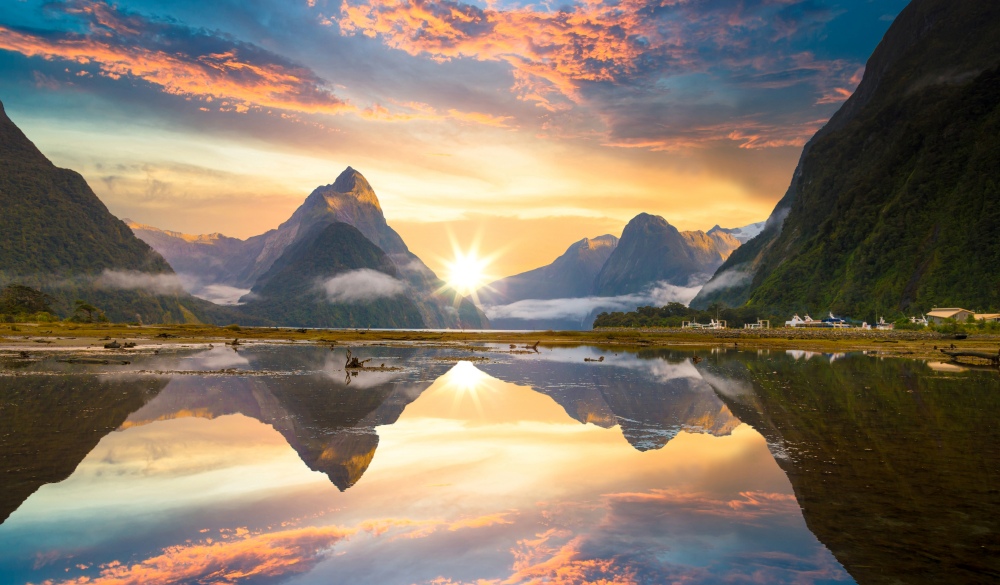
[313,166,381,211]
[0,99,51,167]
[332,166,362,192]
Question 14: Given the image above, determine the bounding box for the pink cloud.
[30,525,355,585]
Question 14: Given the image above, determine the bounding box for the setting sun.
[445,251,489,298]
[438,231,502,302]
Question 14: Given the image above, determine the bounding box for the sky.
[0,0,908,278]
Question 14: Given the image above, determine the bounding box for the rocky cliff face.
[692,0,1000,316]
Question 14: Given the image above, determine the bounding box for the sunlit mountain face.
[0,0,908,278]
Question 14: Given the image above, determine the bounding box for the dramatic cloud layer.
[36,525,355,585]
[339,0,867,148]
[0,1,351,116]
[0,0,905,279]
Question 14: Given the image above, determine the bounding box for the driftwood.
[344,349,372,369]
[940,348,1000,365]
[58,358,131,365]
[104,340,121,349]
[584,356,604,362]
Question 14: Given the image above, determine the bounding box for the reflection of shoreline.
[0,374,167,525]
[703,352,1000,585]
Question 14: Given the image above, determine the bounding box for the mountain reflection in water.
[0,344,996,584]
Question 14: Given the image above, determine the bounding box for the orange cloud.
[339,0,680,110]
[0,1,515,129]
[31,525,355,585]
[503,532,637,585]
[359,100,513,127]
[0,0,353,118]
[605,488,799,520]
[604,118,828,151]
[358,512,516,541]
[33,511,519,585]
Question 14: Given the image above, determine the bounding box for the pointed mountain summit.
[692,0,1000,315]
[594,213,737,296]
[480,234,619,305]
[131,167,488,328]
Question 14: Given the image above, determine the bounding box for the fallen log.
[57,358,132,365]
[939,349,1000,365]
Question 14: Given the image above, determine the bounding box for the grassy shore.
[2,321,999,362]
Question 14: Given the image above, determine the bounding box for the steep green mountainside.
[0,100,249,324]
[594,213,738,295]
[241,222,426,328]
[692,0,1000,317]
[0,102,169,277]
[480,234,619,304]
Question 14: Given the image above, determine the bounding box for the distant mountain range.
[130,168,487,329]
[692,0,1000,317]
[480,213,758,330]
[1,93,762,330]
[478,235,619,305]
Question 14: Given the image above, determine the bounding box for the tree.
[72,300,106,323]
[0,284,53,314]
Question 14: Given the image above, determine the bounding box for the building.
[976,313,1000,323]
[926,308,975,324]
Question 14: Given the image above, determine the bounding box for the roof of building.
[927,308,972,318]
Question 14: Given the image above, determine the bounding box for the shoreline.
[1,322,998,364]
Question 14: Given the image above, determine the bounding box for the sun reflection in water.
[436,361,496,418]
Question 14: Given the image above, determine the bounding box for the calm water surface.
[1,344,997,584]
